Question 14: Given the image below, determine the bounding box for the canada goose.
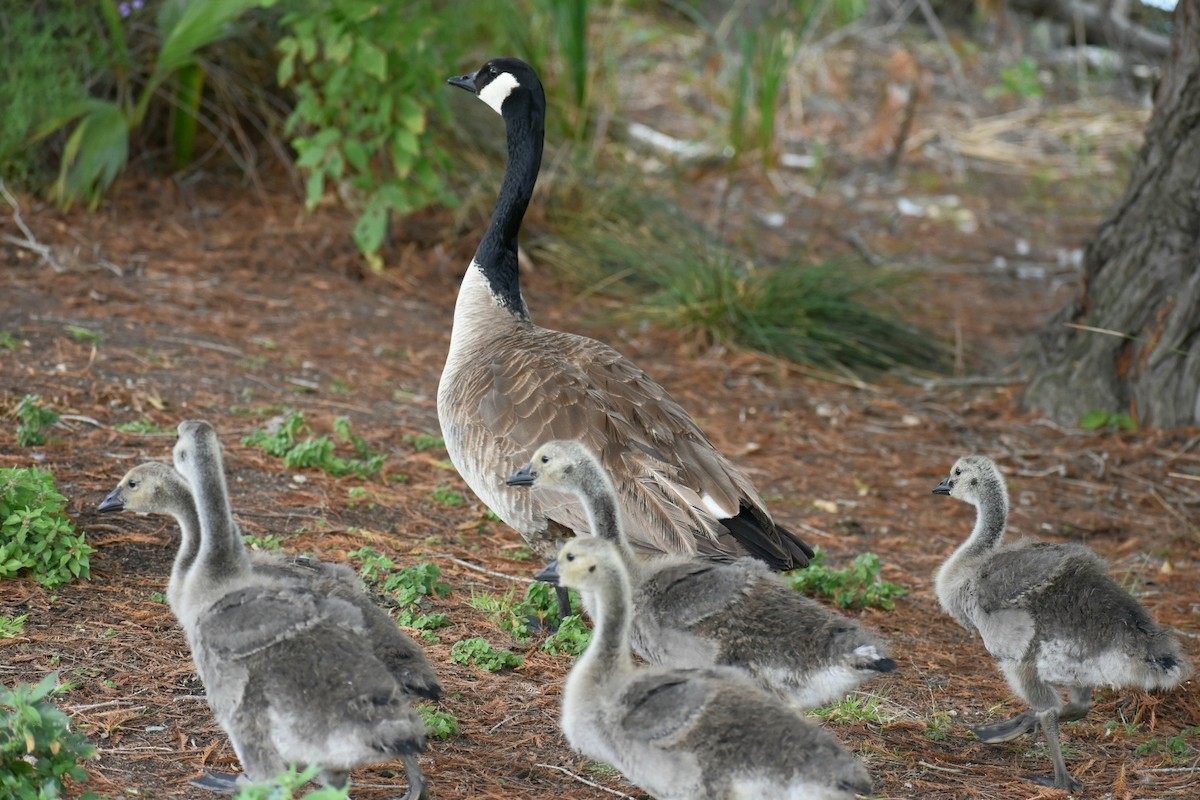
[933,454,1191,791]
[97,461,441,703]
[440,56,813,618]
[105,421,432,799]
[507,439,895,708]
[538,536,872,800]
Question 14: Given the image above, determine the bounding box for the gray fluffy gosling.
[102,421,433,799]
[933,454,1191,791]
[507,440,894,708]
[539,536,872,800]
[439,56,812,619]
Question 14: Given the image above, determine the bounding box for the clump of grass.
[451,637,524,672]
[0,614,28,639]
[1,673,99,799]
[811,692,890,725]
[787,548,907,610]
[0,467,92,587]
[532,179,945,374]
[16,394,59,447]
[243,412,385,478]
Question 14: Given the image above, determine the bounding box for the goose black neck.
[475,92,544,318]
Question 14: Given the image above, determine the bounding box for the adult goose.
[104,421,432,799]
[933,454,1190,791]
[440,56,812,616]
[508,439,894,708]
[539,535,872,800]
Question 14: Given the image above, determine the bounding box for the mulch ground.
[2,41,1199,800]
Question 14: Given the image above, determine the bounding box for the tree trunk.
[1020,0,1200,428]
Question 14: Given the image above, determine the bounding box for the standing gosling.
[540,536,871,800]
[508,440,894,708]
[933,454,1190,791]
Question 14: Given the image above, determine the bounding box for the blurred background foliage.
[1,0,956,374]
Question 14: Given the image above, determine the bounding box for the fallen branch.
[0,179,64,272]
[534,763,637,798]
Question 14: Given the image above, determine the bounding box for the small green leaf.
[353,41,387,82]
[1079,410,1111,430]
[352,203,388,257]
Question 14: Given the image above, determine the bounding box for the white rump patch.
[701,493,735,519]
[479,72,520,115]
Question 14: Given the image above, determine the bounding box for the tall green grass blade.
[171,63,207,167]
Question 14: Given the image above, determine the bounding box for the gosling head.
[173,418,220,476]
[447,56,544,118]
[505,440,602,492]
[534,536,623,592]
[99,462,189,515]
[932,455,1003,506]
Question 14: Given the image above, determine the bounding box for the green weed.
[431,485,465,508]
[1135,728,1199,762]
[540,614,592,656]
[925,710,953,741]
[0,467,92,588]
[418,703,460,740]
[0,614,28,639]
[0,331,22,350]
[985,57,1045,102]
[1,673,100,799]
[233,764,348,799]
[405,433,445,452]
[112,418,172,435]
[243,412,385,478]
[64,325,102,344]
[811,692,890,725]
[243,534,282,552]
[16,395,60,447]
[471,582,580,642]
[788,548,907,611]
[349,548,451,636]
[1079,409,1137,432]
[451,637,525,672]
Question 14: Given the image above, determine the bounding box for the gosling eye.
[588,564,596,573]
[128,480,139,490]
[953,468,961,477]
[565,552,575,562]
[540,455,550,464]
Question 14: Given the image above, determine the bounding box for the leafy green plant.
[0,467,93,588]
[431,484,465,508]
[1079,410,1137,432]
[276,0,457,267]
[1135,727,1199,762]
[811,692,890,724]
[787,548,906,611]
[451,637,525,671]
[0,614,28,640]
[985,56,1044,102]
[33,0,275,208]
[0,331,22,350]
[471,581,579,641]
[540,613,592,656]
[1,673,100,800]
[64,325,102,344]
[232,764,348,799]
[417,703,459,740]
[243,412,385,478]
[243,534,282,552]
[349,549,451,634]
[405,433,445,452]
[16,396,60,448]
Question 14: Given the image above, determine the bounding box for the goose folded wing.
[201,586,366,659]
[640,560,751,627]
[618,672,716,744]
[975,543,1103,613]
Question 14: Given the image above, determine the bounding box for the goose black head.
[447,57,543,117]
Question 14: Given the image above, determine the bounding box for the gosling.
[933,454,1190,791]
[541,535,872,800]
[507,439,894,708]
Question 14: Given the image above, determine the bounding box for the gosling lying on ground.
[932,454,1190,791]
[507,439,894,708]
[540,535,872,800]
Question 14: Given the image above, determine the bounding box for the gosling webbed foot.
[970,710,1037,743]
[1030,772,1084,793]
[189,770,241,794]
[390,753,430,800]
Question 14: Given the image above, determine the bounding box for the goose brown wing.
[473,328,810,564]
[975,543,1105,613]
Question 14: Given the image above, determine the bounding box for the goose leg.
[1031,708,1084,792]
[554,585,573,623]
[188,770,242,794]
[1058,685,1093,723]
[389,754,429,800]
[970,710,1036,743]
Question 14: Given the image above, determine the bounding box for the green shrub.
[451,637,524,671]
[276,0,457,267]
[788,548,906,611]
[1,673,100,800]
[243,412,385,478]
[16,396,60,448]
[0,468,92,588]
[417,703,459,739]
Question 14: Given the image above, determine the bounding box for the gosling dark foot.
[1030,772,1084,793]
[189,770,241,794]
[971,711,1036,743]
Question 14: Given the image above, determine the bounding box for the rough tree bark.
[1021,0,1200,428]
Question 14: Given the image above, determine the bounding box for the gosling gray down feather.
[932,454,1191,792]
[507,440,895,709]
[119,420,431,798]
[97,461,440,703]
[439,57,812,607]
[540,535,872,800]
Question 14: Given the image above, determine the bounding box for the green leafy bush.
[243,412,385,478]
[0,468,92,588]
[451,637,524,671]
[1,673,100,800]
[787,548,906,611]
[16,396,60,448]
[276,0,457,267]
